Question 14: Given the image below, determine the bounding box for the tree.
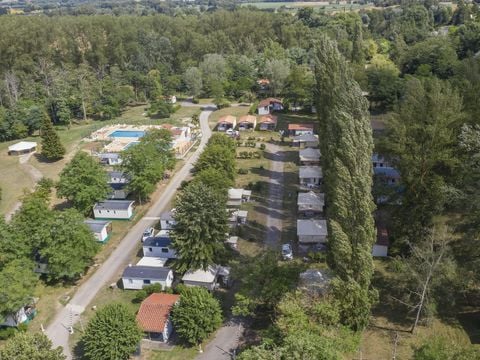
[184,67,203,98]
[57,152,110,215]
[0,259,38,323]
[366,54,403,111]
[200,54,227,98]
[0,332,65,360]
[81,303,142,360]
[40,115,65,160]
[314,35,376,330]
[194,144,236,181]
[351,21,364,64]
[284,65,315,109]
[170,182,228,272]
[40,209,99,282]
[192,168,234,194]
[264,59,290,97]
[171,286,222,347]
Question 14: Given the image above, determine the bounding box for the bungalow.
[372,154,391,168]
[225,236,238,250]
[84,219,112,243]
[374,167,401,186]
[299,148,321,166]
[182,265,219,291]
[297,191,325,216]
[107,171,129,184]
[122,265,174,290]
[299,166,323,188]
[93,200,134,220]
[258,114,278,131]
[97,152,122,166]
[292,134,319,148]
[108,183,130,200]
[142,236,177,259]
[237,115,257,131]
[0,304,36,327]
[136,293,180,342]
[257,98,283,115]
[288,123,314,137]
[227,188,252,207]
[228,210,248,226]
[373,224,389,257]
[256,78,270,91]
[297,219,328,244]
[160,211,176,230]
[8,141,37,156]
[217,115,237,132]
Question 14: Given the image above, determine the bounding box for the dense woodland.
[1,1,480,358]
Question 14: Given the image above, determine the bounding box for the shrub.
[0,327,17,340]
[238,168,249,175]
[192,98,199,104]
[249,100,259,115]
[133,289,147,303]
[259,143,266,150]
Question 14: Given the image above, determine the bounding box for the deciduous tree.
[0,332,65,360]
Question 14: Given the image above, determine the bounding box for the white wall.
[142,245,177,259]
[183,280,216,291]
[258,106,269,115]
[372,244,388,257]
[122,273,173,290]
[298,234,327,244]
[94,206,132,220]
[160,219,176,230]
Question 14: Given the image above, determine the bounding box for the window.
[149,247,153,252]
[98,210,102,214]
[143,280,151,284]
[161,248,169,253]
[113,211,116,214]
[128,279,133,283]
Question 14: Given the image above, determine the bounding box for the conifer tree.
[40,115,65,160]
[314,35,376,330]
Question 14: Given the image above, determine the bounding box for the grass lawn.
[276,112,317,134]
[144,347,197,360]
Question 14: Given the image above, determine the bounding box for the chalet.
[299,148,321,165]
[237,115,257,131]
[228,210,248,226]
[182,265,219,291]
[372,154,391,168]
[160,211,176,230]
[297,191,325,216]
[97,152,122,166]
[257,98,283,115]
[107,171,129,184]
[142,236,177,259]
[297,219,328,244]
[374,167,401,186]
[0,303,36,327]
[225,236,238,250]
[136,294,180,342]
[84,219,112,243]
[258,114,278,131]
[93,200,134,220]
[292,134,319,148]
[7,141,37,156]
[299,166,323,188]
[373,223,389,257]
[108,183,130,200]
[227,188,252,207]
[288,123,314,136]
[122,265,174,290]
[217,115,237,131]
[256,78,270,91]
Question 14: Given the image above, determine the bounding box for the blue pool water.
[109,130,145,138]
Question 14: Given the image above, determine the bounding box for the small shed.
[217,115,237,131]
[136,294,180,342]
[238,115,257,131]
[373,224,389,257]
[227,188,252,207]
[258,115,278,131]
[107,171,129,184]
[297,219,328,244]
[292,134,319,148]
[160,211,176,230]
[297,191,325,216]
[182,265,219,291]
[122,265,174,290]
[288,123,314,136]
[97,153,122,166]
[93,200,134,220]
[225,236,238,250]
[143,236,177,259]
[84,219,112,243]
[229,210,248,226]
[299,148,321,165]
[299,166,323,188]
[257,98,283,115]
[8,141,37,156]
[374,167,401,186]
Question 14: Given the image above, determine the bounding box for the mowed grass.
[144,348,197,360]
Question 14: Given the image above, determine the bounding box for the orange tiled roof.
[218,115,236,124]
[288,123,314,131]
[258,98,283,108]
[136,293,180,333]
[238,115,257,124]
[259,115,278,124]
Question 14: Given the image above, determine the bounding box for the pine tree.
[314,35,376,330]
[40,115,65,160]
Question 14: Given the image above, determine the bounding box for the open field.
[241,1,380,12]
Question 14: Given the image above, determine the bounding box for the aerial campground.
[0,0,479,359]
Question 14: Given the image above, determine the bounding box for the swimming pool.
[124,141,140,149]
[109,130,145,138]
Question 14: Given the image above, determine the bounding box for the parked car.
[282,243,293,260]
[142,227,154,242]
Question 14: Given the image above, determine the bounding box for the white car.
[142,227,154,242]
[282,244,293,260]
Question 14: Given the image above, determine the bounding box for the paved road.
[195,318,244,360]
[46,108,214,359]
[265,142,286,247]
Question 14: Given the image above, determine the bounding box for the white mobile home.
[93,200,134,220]
[297,191,325,216]
[160,211,176,230]
[299,148,321,166]
[182,265,219,291]
[122,265,174,290]
[142,236,177,259]
[299,166,323,188]
[292,134,319,148]
[84,219,112,242]
[297,219,328,244]
[227,188,252,207]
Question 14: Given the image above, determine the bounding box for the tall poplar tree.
[40,115,65,160]
[314,35,376,330]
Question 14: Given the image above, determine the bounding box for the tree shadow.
[456,311,480,344]
[33,152,64,164]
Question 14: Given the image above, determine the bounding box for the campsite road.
[45,108,214,359]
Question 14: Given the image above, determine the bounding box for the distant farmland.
[241,1,377,12]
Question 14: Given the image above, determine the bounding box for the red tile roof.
[288,123,314,131]
[238,115,257,124]
[259,115,278,124]
[136,293,180,333]
[257,79,270,86]
[376,225,389,246]
[258,98,283,108]
[161,124,174,129]
[218,115,236,124]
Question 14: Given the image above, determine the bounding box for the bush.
[192,97,199,104]
[0,327,17,340]
[133,289,147,303]
[214,98,231,109]
[249,100,259,115]
[238,168,249,175]
[144,283,163,295]
[259,143,266,150]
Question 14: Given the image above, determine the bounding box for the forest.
[0,0,480,358]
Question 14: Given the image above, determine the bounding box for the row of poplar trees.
[314,35,377,330]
